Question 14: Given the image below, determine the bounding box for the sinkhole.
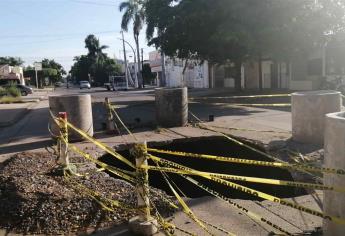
[99,136,306,200]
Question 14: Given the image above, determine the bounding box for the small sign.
[34,62,42,71]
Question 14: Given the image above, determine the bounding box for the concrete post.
[104,97,116,134]
[49,94,93,141]
[323,112,345,235]
[129,142,158,236]
[58,112,69,169]
[155,87,188,128]
[292,90,341,144]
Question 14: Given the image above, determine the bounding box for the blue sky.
[0,0,154,71]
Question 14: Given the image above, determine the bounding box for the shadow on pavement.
[0,139,53,155]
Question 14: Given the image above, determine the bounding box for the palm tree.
[85,34,108,59]
[119,0,145,87]
[84,35,109,80]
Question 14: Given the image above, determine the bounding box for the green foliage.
[145,0,345,90]
[142,64,156,83]
[0,87,6,97]
[0,96,23,104]
[0,57,24,66]
[6,85,21,97]
[41,59,66,82]
[70,35,122,85]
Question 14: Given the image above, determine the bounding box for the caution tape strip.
[155,161,236,236]
[157,161,216,236]
[65,172,137,212]
[147,154,345,225]
[68,144,135,183]
[190,94,291,100]
[142,165,345,193]
[191,119,323,182]
[108,103,138,141]
[147,148,345,176]
[183,175,294,236]
[67,139,179,211]
[205,103,292,107]
[59,118,135,169]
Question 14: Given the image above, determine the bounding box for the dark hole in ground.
[99,136,306,200]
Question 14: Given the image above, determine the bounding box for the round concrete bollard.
[155,87,188,128]
[323,112,345,235]
[292,90,341,145]
[49,94,93,141]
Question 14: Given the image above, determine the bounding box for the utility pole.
[141,48,145,88]
[161,52,166,87]
[121,31,129,90]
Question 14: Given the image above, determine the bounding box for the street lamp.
[118,38,139,88]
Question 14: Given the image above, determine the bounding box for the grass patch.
[0,96,24,104]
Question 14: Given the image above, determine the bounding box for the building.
[149,51,209,88]
[0,65,25,85]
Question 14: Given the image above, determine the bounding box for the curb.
[0,102,38,128]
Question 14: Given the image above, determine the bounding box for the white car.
[79,81,91,89]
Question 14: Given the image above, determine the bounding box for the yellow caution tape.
[164,178,216,235]
[108,103,138,141]
[154,160,217,236]
[183,175,294,236]
[190,94,291,100]
[65,173,137,212]
[142,165,345,193]
[68,144,135,183]
[148,154,345,225]
[205,103,292,107]
[191,119,323,182]
[60,119,135,169]
[147,148,345,176]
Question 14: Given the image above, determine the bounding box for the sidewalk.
[0,102,37,127]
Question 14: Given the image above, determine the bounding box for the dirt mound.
[0,152,174,235]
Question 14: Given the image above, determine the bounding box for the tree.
[0,57,24,66]
[84,34,109,79]
[145,0,345,90]
[142,63,156,84]
[41,59,66,83]
[119,0,145,87]
[70,36,122,85]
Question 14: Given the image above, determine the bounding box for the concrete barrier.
[324,112,345,235]
[292,90,341,144]
[155,87,188,128]
[49,94,93,141]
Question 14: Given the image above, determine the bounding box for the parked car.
[79,81,91,89]
[2,84,33,96]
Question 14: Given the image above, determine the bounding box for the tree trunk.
[134,34,143,88]
[234,60,242,91]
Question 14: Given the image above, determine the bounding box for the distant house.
[149,51,209,88]
[0,64,26,85]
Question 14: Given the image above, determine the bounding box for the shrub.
[0,87,6,97]
[6,85,21,97]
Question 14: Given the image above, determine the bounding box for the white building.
[149,51,209,88]
[0,65,25,85]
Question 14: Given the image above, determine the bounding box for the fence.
[48,96,345,236]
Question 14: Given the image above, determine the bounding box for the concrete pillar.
[292,90,341,144]
[324,112,345,235]
[155,87,188,128]
[49,94,93,141]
